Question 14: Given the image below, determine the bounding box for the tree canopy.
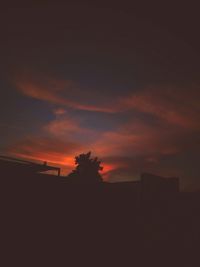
[67,152,103,183]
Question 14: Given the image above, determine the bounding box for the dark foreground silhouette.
[1,153,200,266]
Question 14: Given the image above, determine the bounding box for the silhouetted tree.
[67,152,103,183]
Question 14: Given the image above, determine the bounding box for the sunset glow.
[1,3,200,190]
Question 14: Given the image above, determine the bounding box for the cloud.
[93,120,178,157]
[45,116,82,137]
[44,113,99,146]
[118,87,200,129]
[6,108,200,186]
[11,72,200,188]
[90,114,200,185]
[53,108,67,115]
[15,73,200,131]
[15,74,116,113]
[6,113,100,175]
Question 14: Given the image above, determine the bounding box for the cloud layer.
[8,73,200,190]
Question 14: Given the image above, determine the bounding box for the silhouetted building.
[0,155,179,200]
[0,155,60,177]
[141,172,179,199]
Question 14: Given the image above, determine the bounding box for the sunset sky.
[0,1,200,190]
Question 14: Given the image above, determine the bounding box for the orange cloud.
[45,117,82,137]
[119,87,200,129]
[93,124,177,158]
[53,108,67,115]
[15,73,200,130]
[10,73,200,185]
[15,75,116,113]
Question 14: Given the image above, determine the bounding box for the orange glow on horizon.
[10,151,120,181]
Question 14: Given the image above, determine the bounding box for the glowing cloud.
[10,72,200,186]
[15,75,116,113]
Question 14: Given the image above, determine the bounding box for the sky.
[0,1,200,190]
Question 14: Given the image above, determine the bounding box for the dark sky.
[0,1,200,190]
